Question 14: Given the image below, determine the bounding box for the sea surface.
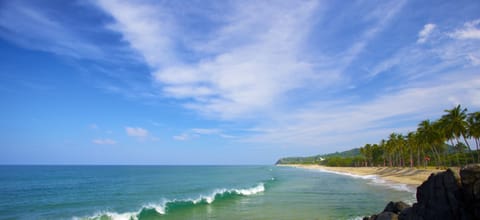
[0,165,416,220]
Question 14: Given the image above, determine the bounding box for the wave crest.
[76,183,266,220]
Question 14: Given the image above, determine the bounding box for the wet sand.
[278,164,455,186]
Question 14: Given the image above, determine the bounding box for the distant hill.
[275,148,361,165]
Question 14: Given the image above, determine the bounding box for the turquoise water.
[0,166,415,219]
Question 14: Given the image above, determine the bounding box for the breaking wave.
[75,183,266,220]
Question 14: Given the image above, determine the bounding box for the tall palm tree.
[441,105,472,165]
[379,139,387,166]
[388,133,398,166]
[468,112,480,162]
[406,132,416,168]
[417,120,444,167]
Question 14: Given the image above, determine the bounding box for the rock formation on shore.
[363,164,480,220]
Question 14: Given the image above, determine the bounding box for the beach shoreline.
[278,164,452,187]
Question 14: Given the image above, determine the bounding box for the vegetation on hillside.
[277,105,480,167]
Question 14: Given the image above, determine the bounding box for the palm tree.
[387,133,398,166]
[406,132,416,168]
[468,112,480,162]
[379,139,387,166]
[417,120,444,167]
[441,105,472,165]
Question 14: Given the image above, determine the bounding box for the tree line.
[358,105,480,168]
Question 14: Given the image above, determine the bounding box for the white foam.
[145,203,166,215]
[234,183,265,195]
[348,216,365,220]
[76,182,266,219]
[307,168,417,194]
[314,168,377,180]
[104,212,138,220]
[75,211,139,220]
[193,182,265,204]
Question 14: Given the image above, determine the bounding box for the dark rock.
[398,207,421,220]
[400,169,471,220]
[383,201,411,214]
[461,164,480,219]
[376,211,398,220]
[368,165,480,220]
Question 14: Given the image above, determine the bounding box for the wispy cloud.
[173,128,232,141]
[417,23,436,44]
[450,19,480,40]
[92,138,117,145]
[0,1,103,59]
[125,126,149,138]
[246,18,480,149]
[247,73,480,148]
[173,133,190,141]
[190,128,221,135]
[95,0,324,119]
[3,0,478,155]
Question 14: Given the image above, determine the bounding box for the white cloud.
[173,133,190,141]
[0,1,104,59]
[95,0,175,67]
[94,0,408,120]
[191,128,221,135]
[125,126,149,137]
[247,73,480,148]
[92,138,117,145]
[173,128,232,141]
[468,54,480,66]
[93,1,479,151]
[450,19,480,40]
[417,23,436,44]
[95,0,324,119]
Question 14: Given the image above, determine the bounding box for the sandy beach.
[279,164,455,186]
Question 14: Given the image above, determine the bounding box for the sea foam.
[311,168,417,195]
[75,182,266,220]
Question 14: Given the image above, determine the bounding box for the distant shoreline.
[277,164,453,187]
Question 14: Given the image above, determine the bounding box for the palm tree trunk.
[417,146,421,168]
[431,144,442,167]
[475,138,480,163]
[462,135,475,163]
[451,139,461,166]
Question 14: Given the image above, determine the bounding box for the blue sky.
[1,0,480,165]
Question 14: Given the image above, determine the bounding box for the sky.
[1,0,480,165]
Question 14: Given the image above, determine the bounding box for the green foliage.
[276,148,361,165]
[277,105,480,167]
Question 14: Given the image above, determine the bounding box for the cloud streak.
[92,138,117,145]
[450,19,480,40]
[125,127,149,138]
[173,128,231,141]
[95,0,325,119]
[417,23,436,44]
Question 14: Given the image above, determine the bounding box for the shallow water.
[0,165,415,219]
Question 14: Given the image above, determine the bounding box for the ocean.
[0,165,415,219]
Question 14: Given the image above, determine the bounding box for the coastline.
[278,164,452,187]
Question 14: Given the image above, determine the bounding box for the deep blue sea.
[0,166,415,219]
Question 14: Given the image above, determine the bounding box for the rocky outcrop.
[460,164,480,219]
[399,169,468,220]
[364,164,480,220]
[363,201,409,220]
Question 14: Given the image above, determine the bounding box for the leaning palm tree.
[467,112,480,162]
[441,105,472,165]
